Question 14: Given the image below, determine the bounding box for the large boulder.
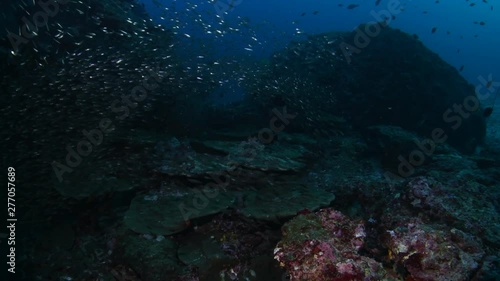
[274,209,394,281]
[250,24,486,153]
[384,219,484,281]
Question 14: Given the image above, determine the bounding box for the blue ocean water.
[141,0,500,90]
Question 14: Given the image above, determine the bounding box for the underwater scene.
[1,0,500,280]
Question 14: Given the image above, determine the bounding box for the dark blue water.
[141,0,500,88]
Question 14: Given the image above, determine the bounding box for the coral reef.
[3,1,498,278]
[274,209,393,281]
[384,219,484,281]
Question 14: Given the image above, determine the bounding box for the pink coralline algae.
[403,177,443,210]
[274,208,392,281]
[384,219,485,281]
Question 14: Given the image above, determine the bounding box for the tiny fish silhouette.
[484,107,493,117]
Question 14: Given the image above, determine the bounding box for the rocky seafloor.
[20,127,500,281]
